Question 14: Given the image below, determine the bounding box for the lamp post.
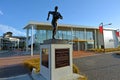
[99,22,112,52]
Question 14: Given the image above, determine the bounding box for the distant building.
[0,32,26,50]
[24,22,119,51]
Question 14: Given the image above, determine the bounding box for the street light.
[99,22,112,52]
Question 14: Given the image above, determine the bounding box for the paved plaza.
[0,64,33,80]
[73,53,120,80]
[0,51,120,80]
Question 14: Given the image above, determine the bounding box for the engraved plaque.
[42,48,49,68]
[55,48,70,68]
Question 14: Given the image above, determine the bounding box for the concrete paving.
[1,51,120,80]
[0,64,33,80]
[0,64,30,78]
[1,74,32,80]
[0,51,40,80]
[73,53,120,80]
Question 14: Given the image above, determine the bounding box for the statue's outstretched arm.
[47,12,50,21]
[59,13,63,19]
[47,11,52,21]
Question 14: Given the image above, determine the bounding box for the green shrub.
[89,48,120,53]
[78,75,88,80]
[24,58,88,80]
[24,58,80,73]
[73,64,80,74]
[24,58,40,72]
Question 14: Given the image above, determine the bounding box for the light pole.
[99,22,112,52]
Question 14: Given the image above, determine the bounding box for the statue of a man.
[47,6,63,39]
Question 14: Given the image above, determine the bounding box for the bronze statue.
[47,6,63,39]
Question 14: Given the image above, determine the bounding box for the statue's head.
[55,6,58,12]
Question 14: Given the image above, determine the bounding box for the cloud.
[0,24,25,36]
[0,10,3,15]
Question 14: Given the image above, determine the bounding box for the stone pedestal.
[40,39,72,80]
[31,39,82,80]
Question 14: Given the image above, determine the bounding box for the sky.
[0,0,120,36]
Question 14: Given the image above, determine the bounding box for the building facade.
[0,32,26,50]
[24,22,119,52]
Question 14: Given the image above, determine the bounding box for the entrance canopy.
[23,22,98,31]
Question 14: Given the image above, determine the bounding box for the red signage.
[99,26,103,34]
[116,31,120,37]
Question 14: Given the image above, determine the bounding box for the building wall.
[34,29,95,50]
[25,23,119,51]
[96,29,119,49]
[104,30,119,48]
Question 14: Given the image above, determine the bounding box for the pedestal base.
[32,69,84,80]
[39,39,84,80]
[40,44,73,80]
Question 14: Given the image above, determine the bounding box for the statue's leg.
[52,23,57,39]
[52,28,56,39]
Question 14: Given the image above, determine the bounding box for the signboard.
[42,48,49,68]
[55,48,70,68]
